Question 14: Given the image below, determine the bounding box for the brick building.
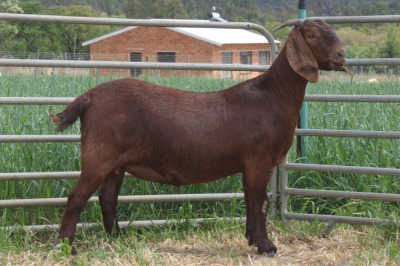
[83,18,278,79]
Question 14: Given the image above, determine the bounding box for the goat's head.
[278,19,347,83]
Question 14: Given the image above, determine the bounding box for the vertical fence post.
[297,0,308,162]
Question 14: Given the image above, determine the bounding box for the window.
[259,50,271,65]
[221,51,233,78]
[130,53,142,77]
[221,51,233,64]
[157,52,176,63]
[240,51,252,64]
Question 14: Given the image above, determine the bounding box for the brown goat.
[51,19,347,256]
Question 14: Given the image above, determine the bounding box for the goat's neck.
[261,46,309,115]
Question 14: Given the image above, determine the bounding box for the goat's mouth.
[328,59,352,74]
[328,58,346,71]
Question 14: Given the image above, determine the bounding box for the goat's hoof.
[258,247,277,257]
[264,250,276,258]
[256,240,277,257]
[71,247,77,255]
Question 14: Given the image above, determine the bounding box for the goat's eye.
[307,34,316,40]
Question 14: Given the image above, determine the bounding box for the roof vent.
[208,12,227,22]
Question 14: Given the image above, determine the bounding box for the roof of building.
[82,20,278,47]
[172,27,271,46]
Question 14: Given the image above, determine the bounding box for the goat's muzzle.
[329,48,352,74]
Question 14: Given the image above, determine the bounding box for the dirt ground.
[100,224,391,266]
[150,228,364,266]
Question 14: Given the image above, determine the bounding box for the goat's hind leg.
[243,177,255,246]
[99,169,125,237]
[58,171,104,254]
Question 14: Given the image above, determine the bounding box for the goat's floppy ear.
[286,28,319,83]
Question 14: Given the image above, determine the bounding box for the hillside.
[23,0,400,21]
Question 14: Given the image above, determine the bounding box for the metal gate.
[0,13,399,233]
[0,13,277,232]
[280,15,400,233]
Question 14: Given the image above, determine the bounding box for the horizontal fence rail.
[346,58,400,66]
[283,187,400,202]
[0,59,270,72]
[9,217,247,233]
[295,129,400,139]
[0,171,80,181]
[305,94,400,103]
[308,15,400,24]
[2,129,400,143]
[0,193,245,208]
[1,58,400,71]
[3,94,400,105]
[0,135,80,142]
[282,213,393,227]
[0,97,75,105]
[284,162,400,178]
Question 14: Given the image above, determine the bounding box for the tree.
[34,0,126,16]
[308,0,350,16]
[159,0,187,19]
[10,1,52,55]
[46,5,112,56]
[380,26,400,58]
[0,0,23,51]
[0,0,22,13]
[124,0,187,19]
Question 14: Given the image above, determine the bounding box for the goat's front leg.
[243,166,277,257]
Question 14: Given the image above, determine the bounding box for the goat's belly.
[125,161,241,186]
[164,170,231,186]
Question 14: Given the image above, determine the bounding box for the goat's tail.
[50,96,85,132]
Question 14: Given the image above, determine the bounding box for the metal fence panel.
[279,15,400,233]
[1,13,400,233]
[0,13,279,231]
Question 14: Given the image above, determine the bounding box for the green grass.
[0,73,399,264]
